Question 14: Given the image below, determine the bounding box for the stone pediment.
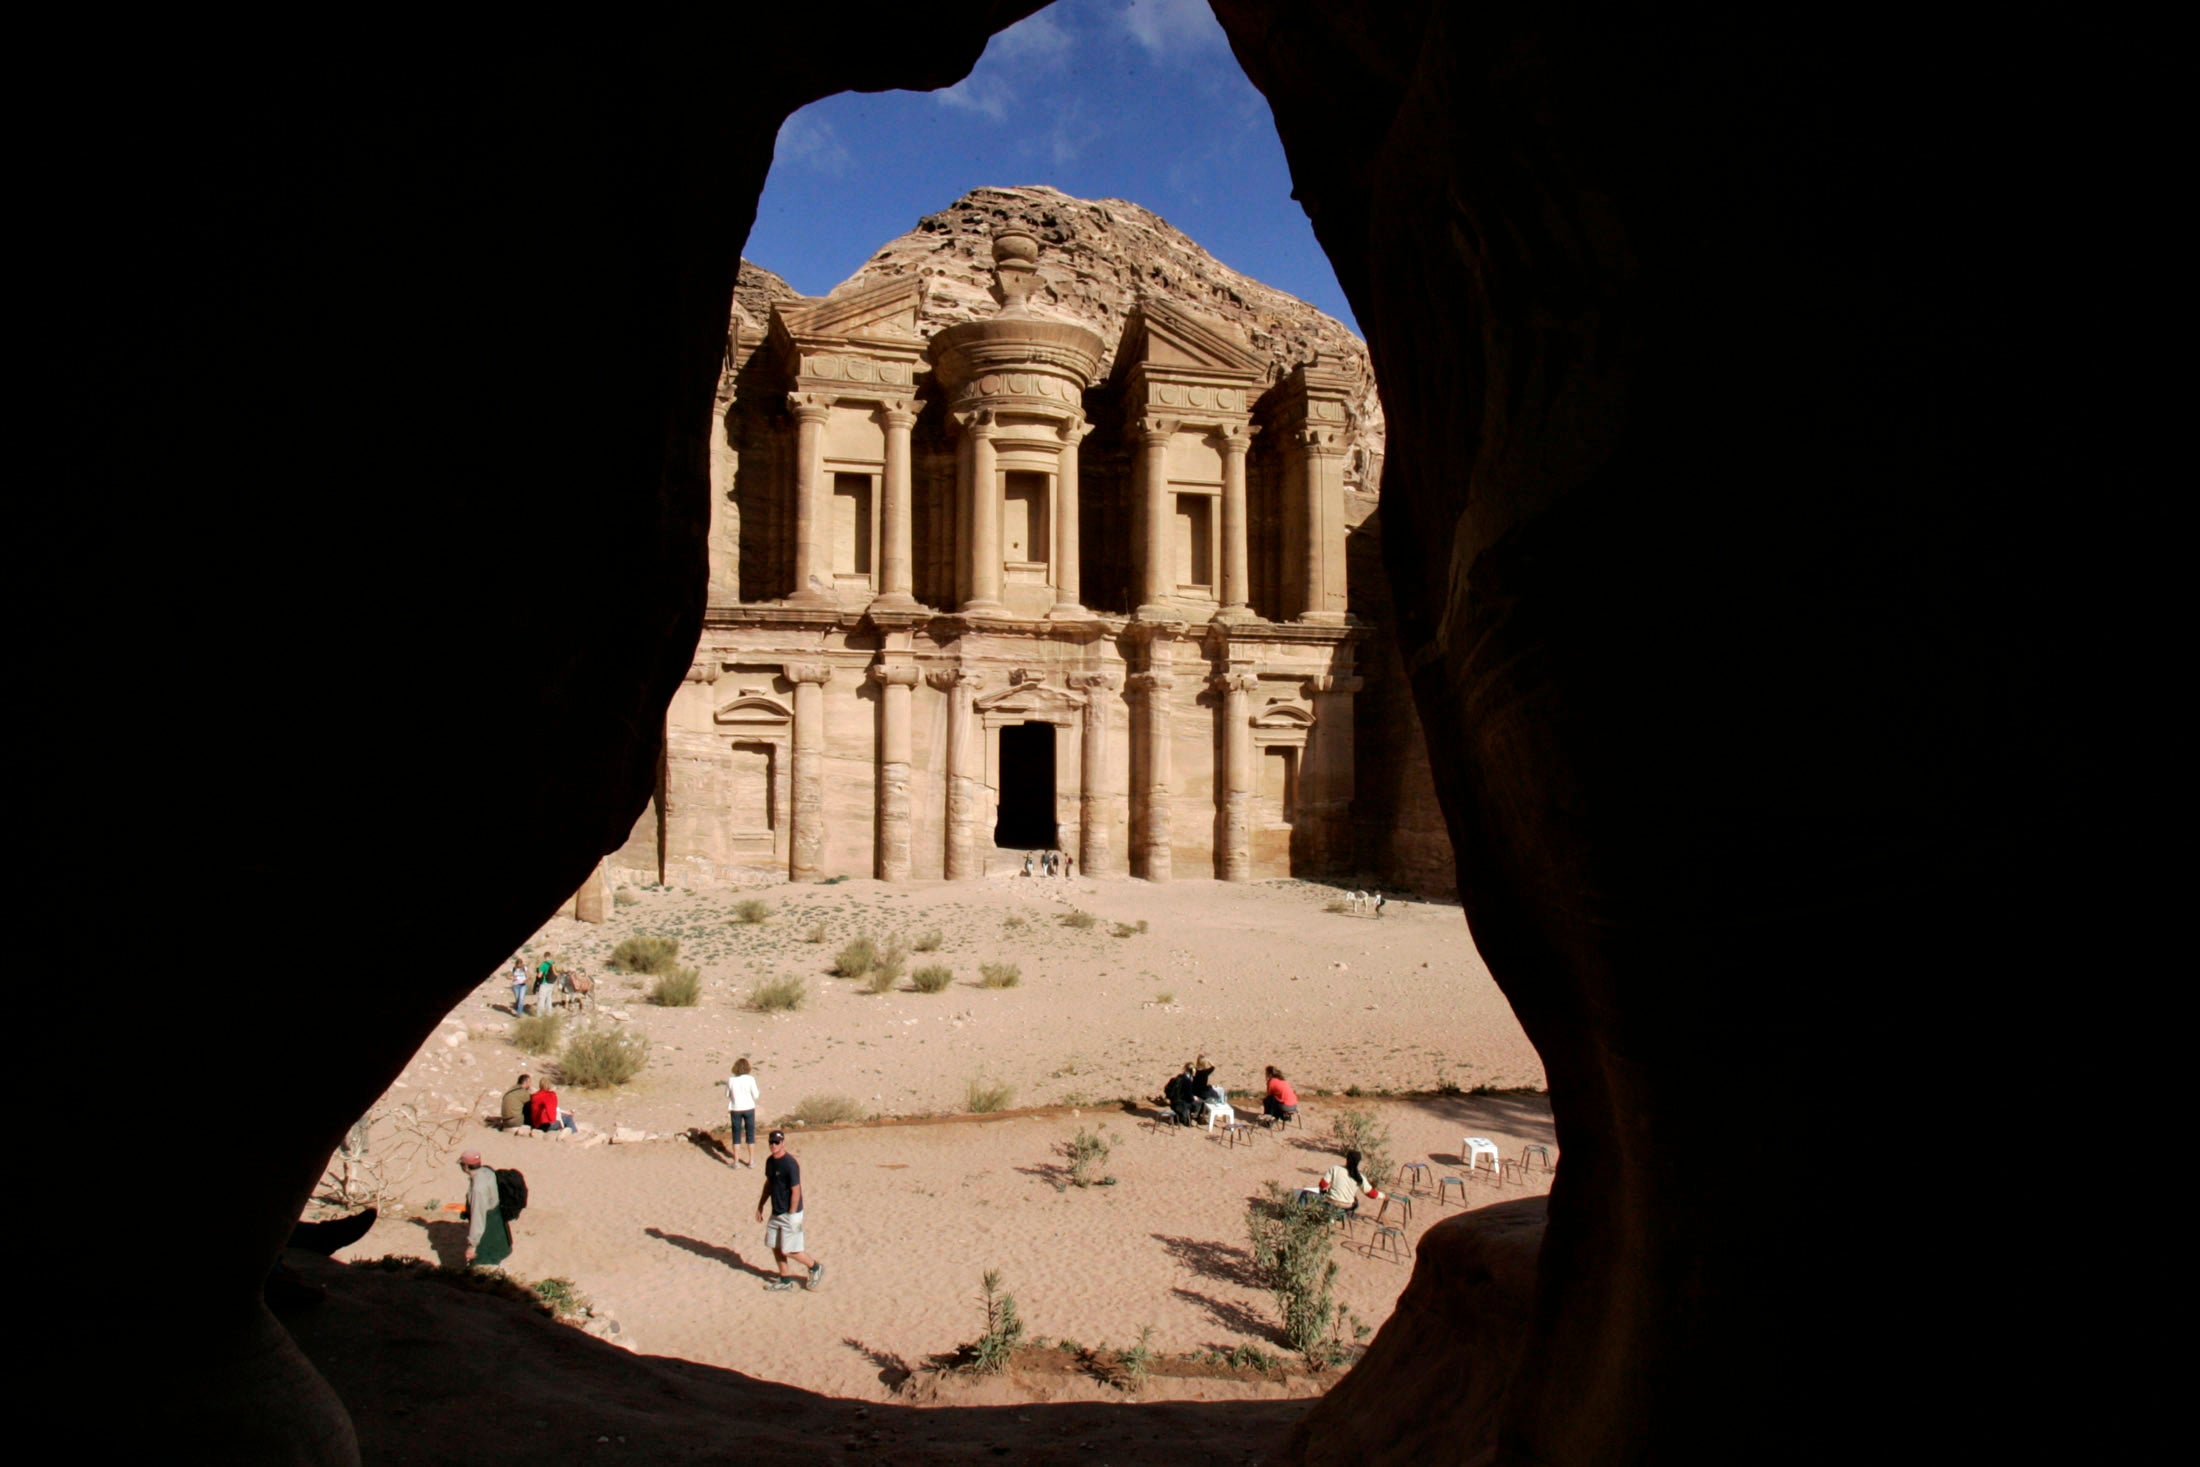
[1114,297,1271,382]
[714,693,794,726]
[1252,701,1315,729]
[776,276,923,344]
[973,681,1086,723]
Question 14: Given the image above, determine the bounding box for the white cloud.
[1120,0,1224,59]
[937,11,1075,122]
[774,111,852,177]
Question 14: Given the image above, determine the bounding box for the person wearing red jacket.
[528,1080,576,1133]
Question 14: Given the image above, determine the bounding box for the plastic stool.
[1375,1192,1415,1227]
[1498,1158,1521,1185]
[1521,1143,1552,1172]
[1370,1225,1409,1262]
[1397,1160,1432,1194]
[1437,1174,1469,1205]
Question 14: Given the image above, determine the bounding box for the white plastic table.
[1205,1098,1236,1132]
[1462,1136,1502,1178]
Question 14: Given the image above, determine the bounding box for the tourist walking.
[756,1129,823,1292]
[460,1150,511,1266]
[509,959,529,1014]
[725,1057,760,1168]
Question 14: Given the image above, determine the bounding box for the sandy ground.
[327,870,1552,1403]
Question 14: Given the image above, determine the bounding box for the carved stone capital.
[1135,416,1179,446]
[1010,667,1050,687]
[869,660,921,688]
[876,398,919,431]
[1211,672,1260,695]
[926,667,987,693]
[788,392,836,422]
[1214,423,1255,456]
[1056,416,1094,445]
[784,662,833,686]
[1308,674,1364,696]
[1128,671,1175,695]
[1066,670,1121,694]
[953,406,998,436]
[1299,426,1347,456]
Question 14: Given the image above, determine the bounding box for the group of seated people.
[500,1073,576,1134]
[1158,1058,1302,1129]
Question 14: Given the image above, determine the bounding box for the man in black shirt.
[755,1129,823,1292]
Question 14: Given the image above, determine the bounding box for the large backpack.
[495,1167,528,1222]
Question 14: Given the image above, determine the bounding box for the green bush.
[1115,1325,1157,1392]
[863,964,898,995]
[1063,1126,1111,1186]
[1060,910,1097,930]
[966,1075,1014,1113]
[613,888,638,907]
[833,936,879,978]
[608,936,680,975]
[875,940,908,983]
[733,898,771,925]
[1323,898,1349,914]
[789,1093,863,1126]
[1324,1107,1395,1194]
[804,922,827,944]
[748,974,807,1012]
[979,962,1021,989]
[967,1269,1024,1375]
[533,1277,591,1319]
[1247,1183,1347,1367]
[912,964,954,993]
[648,966,701,1006]
[913,929,944,952]
[1111,920,1148,938]
[558,1023,650,1089]
[1003,915,1027,931]
[1155,991,1174,1005]
[512,1013,565,1054]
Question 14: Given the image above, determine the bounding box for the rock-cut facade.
[610,221,1447,890]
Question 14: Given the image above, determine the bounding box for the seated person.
[499,1073,532,1130]
[1163,1064,1199,1126]
[1296,1149,1379,1212]
[1262,1065,1299,1123]
[528,1081,576,1133]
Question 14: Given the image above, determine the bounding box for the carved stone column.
[1052,417,1089,614]
[1135,417,1177,613]
[1299,427,1348,623]
[786,662,832,880]
[870,659,920,880]
[877,399,918,606]
[929,668,985,878]
[1219,426,1251,615]
[1130,662,1175,881]
[962,411,1003,614]
[1214,671,1258,881]
[1068,669,1120,875]
[789,394,835,602]
[1307,673,1363,872]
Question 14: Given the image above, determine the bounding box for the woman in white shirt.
[726,1057,761,1169]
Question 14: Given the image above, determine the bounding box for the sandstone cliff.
[740,184,1383,489]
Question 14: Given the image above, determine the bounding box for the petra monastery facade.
[610,223,1448,892]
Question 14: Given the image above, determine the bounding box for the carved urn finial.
[989,225,1041,314]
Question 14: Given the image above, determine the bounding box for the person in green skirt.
[460,1150,511,1267]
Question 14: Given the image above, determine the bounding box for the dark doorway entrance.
[994,723,1057,849]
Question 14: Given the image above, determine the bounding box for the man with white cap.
[755,1130,822,1292]
[459,1150,511,1267]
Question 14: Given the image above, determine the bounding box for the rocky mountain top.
[740,185,1382,487]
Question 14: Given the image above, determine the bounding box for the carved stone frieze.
[783,662,833,686]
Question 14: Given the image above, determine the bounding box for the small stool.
[1498,1158,1521,1185]
[1521,1143,1552,1173]
[1397,1161,1432,1194]
[1437,1174,1469,1205]
[1462,1136,1503,1178]
[1375,1192,1415,1227]
[1370,1225,1409,1262]
[1221,1120,1256,1148]
[1273,1107,1301,1133]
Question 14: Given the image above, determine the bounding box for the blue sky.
[747,0,1358,334]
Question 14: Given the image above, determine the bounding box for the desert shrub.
[1111,920,1148,938]
[1155,991,1174,1005]
[1227,1342,1280,1372]
[912,964,954,993]
[833,936,879,978]
[613,888,638,907]
[966,1074,1014,1113]
[559,1023,650,1088]
[732,898,770,925]
[804,922,827,944]
[874,940,908,983]
[1323,898,1349,914]
[1003,914,1027,931]
[1115,1325,1157,1392]
[1324,1107,1395,1193]
[1063,1126,1111,1186]
[1248,1183,1349,1367]
[648,966,701,1006]
[913,929,944,952]
[748,974,807,1012]
[533,1277,590,1319]
[979,962,1020,989]
[512,1013,565,1054]
[967,1269,1024,1374]
[789,1093,863,1126]
[608,935,680,975]
[1060,910,1096,930]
